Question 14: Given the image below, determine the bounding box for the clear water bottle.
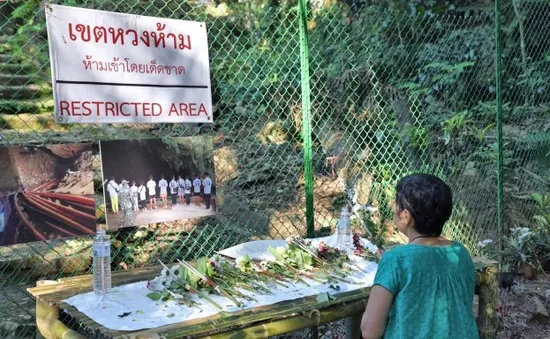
[0,200,5,234]
[336,206,351,251]
[93,229,111,295]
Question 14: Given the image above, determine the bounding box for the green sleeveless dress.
[373,241,480,339]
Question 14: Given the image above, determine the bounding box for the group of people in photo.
[104,173,214,227]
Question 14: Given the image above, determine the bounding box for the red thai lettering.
[67,22,192,50]
[81,56,186,76]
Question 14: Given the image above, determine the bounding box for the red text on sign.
[68,22,192,50]
[59,101,162,117]
[168,103,208,117]
[58,101,209,119]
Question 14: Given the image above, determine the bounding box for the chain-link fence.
[0,0,549,338]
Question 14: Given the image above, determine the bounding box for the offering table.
[28,257,499,339]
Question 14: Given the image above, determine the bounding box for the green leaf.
[533,215,549,226]
[316,292,334,303]
[268,246,285,262]
[146,292,162,301]
[167,313,175,318]
[197,257,207,275]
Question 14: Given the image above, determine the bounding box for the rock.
[214,146,239,184]
[463,161,478,177]
[220,197,269,234]
[44,143,91,160]
[258,120,292,145]
[74,150,93,172]
[528,296,549,325]
[6,146,57,190]
[2,239,92,278]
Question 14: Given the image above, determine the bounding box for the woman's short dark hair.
[395,173,453,236]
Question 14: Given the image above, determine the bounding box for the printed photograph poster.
[0,143,96,246]
[45,4,213,124]
[100,137,216,230]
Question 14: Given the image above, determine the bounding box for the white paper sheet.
[64,237,378,331]
[218,234,378,261]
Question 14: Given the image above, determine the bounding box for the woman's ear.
[401,209,414,226]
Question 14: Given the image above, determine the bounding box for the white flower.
[169,265,180,276]
[235,256,245,266]
[352,204,377,214]
[275,246,287,255]
[510,227,533,243]
[477,239,494,248]
[511,227,530,235]
[236,255,250,267]
[209,255,224,270]
[146,279,164,291]
[518,232,532,243]
[359,238,378,254]
[160,266,171,278]
[255,261,269,272]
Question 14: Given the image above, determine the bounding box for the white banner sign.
[46,5,212,124]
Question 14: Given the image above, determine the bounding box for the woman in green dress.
[360,173,479,339]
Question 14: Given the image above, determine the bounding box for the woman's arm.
[360,285,394,339]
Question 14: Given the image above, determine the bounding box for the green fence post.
[298,0,314,238]
[495,0,504,249]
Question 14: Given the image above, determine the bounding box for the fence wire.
[0,0,548,338]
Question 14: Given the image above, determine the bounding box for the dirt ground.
[497,273,550,339]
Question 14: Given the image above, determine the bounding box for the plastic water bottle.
[0,201,5,234]
[93,229,111,295]
[336,207,351,251]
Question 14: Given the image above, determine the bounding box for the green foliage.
[441,111,472,145]
[499,227,548,277]
[357,209,388,249]
[469,123,494,144]
[477,188,550,276]
[532,193,550,238]
[473,142,515,169]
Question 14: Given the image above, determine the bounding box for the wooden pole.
[200,299,367,339]
[35,281,85,339]
[476,263,499,339]
[344,313,362,339]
